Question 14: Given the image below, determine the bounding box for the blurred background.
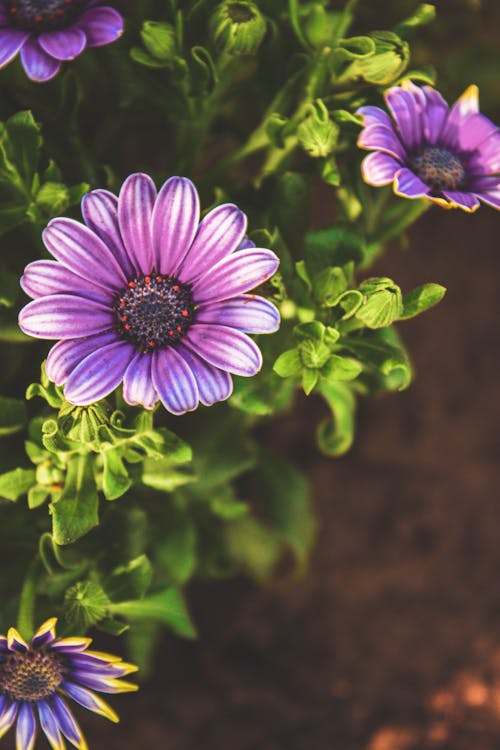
[7,1,500,748]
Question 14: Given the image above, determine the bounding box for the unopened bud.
[210,2,267,56]
[65,581,110,629]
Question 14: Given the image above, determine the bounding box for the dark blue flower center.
[7,0,86,32]
[410,145,466,192]
[114,275,195,352]
[0,649,64,701]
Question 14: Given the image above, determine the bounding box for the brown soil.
[77,205,500,749]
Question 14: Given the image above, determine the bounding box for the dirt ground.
[75,201,500,749]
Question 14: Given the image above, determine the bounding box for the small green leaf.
[322,355,362,383]
[51,454,99,545]
[0,467,35,502]
[5,111,41,187]
[109,587,198,639]
[316,382,356,456]
[0,395,27,436]
[273,348,301,377]
[399,283,446,320]
[302,367,318,395]
[106,555,153,601]
[394,3,436,38]
[156,510,197,585]
[101,447,132,501]
[313,266,348,306]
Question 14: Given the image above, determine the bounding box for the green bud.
[337,31,409,86]
[303,4,336,48]
[298,100,339,159]
[313,266,348,307]
[141,21,177,62]
[35,460,64,489]
[298,340,331,370]
[36,182,70,215]
[356,277,403,329]
[210,2,267,56]
[65,581,110,629]
[58,401,112,445]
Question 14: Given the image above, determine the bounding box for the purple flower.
[19,174,281,414]
[0,618,137,749]
[0,1,123,83]
[357,82,500,213]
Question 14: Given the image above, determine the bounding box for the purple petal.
[20,38,61,83]
[421,86,449,144]
[469,131,500,175]
[357,123,406,161]
[441,190,480,212]
[38,701,64,750]
[118,173,156,275]
[78,6,124,47]
[20,260,112,304]
[46,332,119,385]
[185,324,262,376]
[38,28,87,61]
[237,236,256,250]
[122,352,158,409]
[357,105,393,130]
[19,295,113,339]
[179,203,247,283]
[16,703,36,750]
[197,295,280,333]
[393,168,430,198]
[361,151,400,186]
[50,638,91,654]
[61,682,119,722]
[31,617,57,648]
[440,84,479,149]
[50,695,85,748]
[152,347,199,414]
[7,628,29,652]
[43,218,127,291]
[63,339,135,405]
[385,86,423,150]
[0,701,18,738]
[475,189,500,210]
[175,343,233,406]
[151,176,200,276]
[81,190,135,278]
[191,248,279,305]
[0,28,29,68]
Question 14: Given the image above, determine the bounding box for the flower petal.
[179,203,247,283]
[385,86,423,150]
[61,682,119,723]
[357,123,406,161]
[51,638,92,654]
[357,105,393,130]
[197,295,280,333]
[361,151,400,186]
[441,84,479,147]
[31,617,58,648]
[122,351,158,409]
[70,671,138,694]
[43,217,127,291]
[175,343,233,406]
[20,260,112,304]
[38,701,65,750]
[63,339,135,406]
[152,347,199,414]
[50,695,87,750]
[0,28,29,68]
[16,703,36,750]
[0,701,19,740]
[20,38,61,83]
[78,6,124,47]
[7,628,29,652]
[151,176,200,276]
[118,173,156,275]
[393,168,431,199]
[46,332,118,385]
[81,190,135,279]
[185,324,262,376]
[475,189,500,210]
[441,190,480,212]
[191,248,279,305]
[38,28,87,61]
[421,85,449,144]
[469,130,500,175]
[19,295,114,340]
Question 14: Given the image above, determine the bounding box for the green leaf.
[394,3,436,38]
[399,283,446,320]
[304,226,364,277]
[316,382,356,456]
[28,485,49,509]
[0,396,27,436]
[35,182,70,215]
[322,355,362,383]
[101,447,132,500]
[109,587,198,639]
[106,555,153,601]
[343,332,412,391]
[156,509,197,585]
[141,456,195,493]
[51,454,99,545]
[302,367,318,395]
[273,348,302,377]
[0,467,35,502]
[224,517,282,581]
[5,111,41,187]
[255,455,315,572]
[313,266,348,306]
[209,489,249,520]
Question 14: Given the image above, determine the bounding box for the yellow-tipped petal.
[32,617,58,642]
[7,627,29,651]
[83,650,121,663]
[89,694,120,723]
[455,84,479,118]
[52,637,92,652]
[108,679,139,694]
[115,662,139,676]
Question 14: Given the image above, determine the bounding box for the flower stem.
[17,557,43,640]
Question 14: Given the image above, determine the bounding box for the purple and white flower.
[19,174,281,414]
[0,618,137,750]
[0,1,123,83]
[357,82,500,213]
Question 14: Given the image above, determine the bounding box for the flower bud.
[210,1,267,56]
[140,21,177,62]
[65,581,110,629]
[298,99,339,158]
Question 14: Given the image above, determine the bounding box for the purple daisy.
[357,82,500,213]
[0,0,123,83]
[0,618,137,750]
[19,174,280,414]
